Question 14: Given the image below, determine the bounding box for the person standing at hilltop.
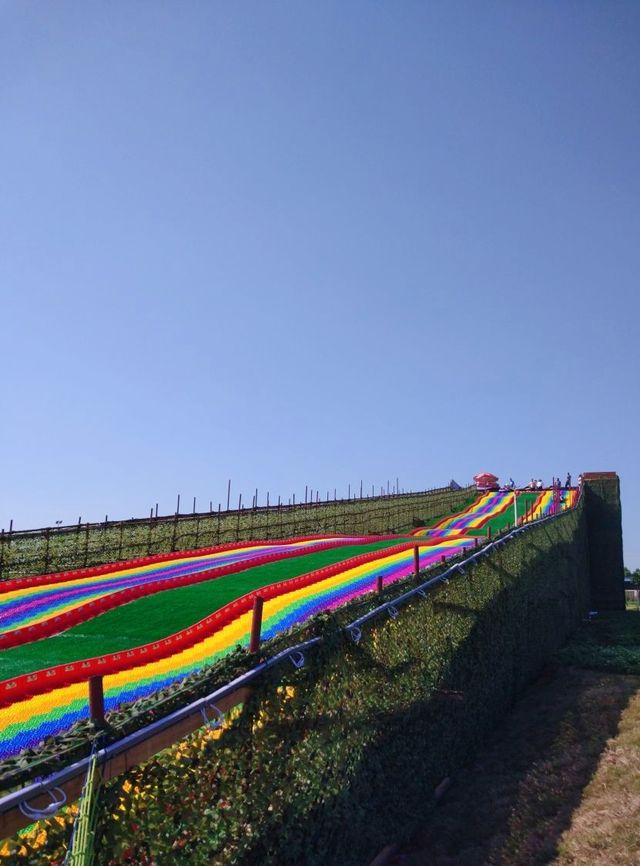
[565,472,572,487]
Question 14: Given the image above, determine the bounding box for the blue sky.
[1,3,639,565]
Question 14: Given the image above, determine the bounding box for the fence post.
[376,575,383,594]
[249,596,264,653]
[171,512,178,552]
[88,676,105,727]
[0,529,4,579]
[43,527,51,574]
[84,522,90,567]
[414,545,420,578]
[118,521,124,560]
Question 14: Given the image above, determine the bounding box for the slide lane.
[0,540,405,681]
[412,489,575,537]
[0,535,383,647]
[529,488,579,519]
[0,534,475,760]
[412,490,515,537]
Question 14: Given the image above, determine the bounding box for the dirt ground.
[395,662,640,866]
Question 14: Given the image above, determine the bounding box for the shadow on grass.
[397,612,640,866]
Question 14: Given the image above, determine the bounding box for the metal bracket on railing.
[200,702,225,730]
[417,588,427,598]
[349,626,362,644]
[457,565,465,575]
[387,605,399,619]
[289,650,305,669]
[19,786,66,821]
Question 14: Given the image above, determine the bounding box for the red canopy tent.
[473,472,499,492]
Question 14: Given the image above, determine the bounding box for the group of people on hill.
[526,478,545,490]
[522,473,572,490]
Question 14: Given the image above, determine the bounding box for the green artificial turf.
[0,539,403,679]
[464,491,542,536]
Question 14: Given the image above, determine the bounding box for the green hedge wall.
[583,476,625,611]
[1,502,589,865]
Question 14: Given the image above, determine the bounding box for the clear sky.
[1,3,639,565]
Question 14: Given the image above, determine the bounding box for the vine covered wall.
[583,474,625,611]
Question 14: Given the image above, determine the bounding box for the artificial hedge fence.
[1,501,589,865]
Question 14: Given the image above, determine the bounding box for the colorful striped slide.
[0,535,474,759]
[0,488,579,762]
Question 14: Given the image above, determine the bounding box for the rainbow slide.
[0,535,376,647]
[0,489,578,761]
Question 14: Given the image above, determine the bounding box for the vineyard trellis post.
[84,522,90,567]
[43,527,51,574]
[171,511,178,553]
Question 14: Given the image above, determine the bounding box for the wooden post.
[441,555,446,565]
[376,574,383,594]
[88,676,105,727]
[249,596,264,653]
[487,525,492,540]
[44,527,51,574]
[414,545,420,578]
